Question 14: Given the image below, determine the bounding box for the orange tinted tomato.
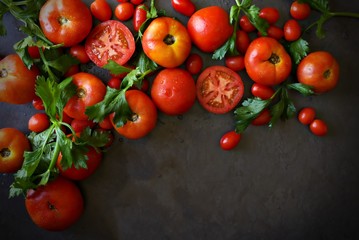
[90,0,112,22]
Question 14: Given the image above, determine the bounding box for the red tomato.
[115,2,135,21]
[111,90,157,139]
[298,107,316,125]
[130,78,149,92]
[25,177,84,231]
[252,109,271,125]
[69,45,90,64]
[108,77,122,89]
[99,115,113,130]
[244,37,292,86]
[310,119,328,136]
[0,128,30,173]
[251,83,275,100]
[220,131,241,151]
[187,6,233,52]
[297,51,339,93]
[239,15,256,32]
[151,68,196,115]
[64,64,80,77]
[27,46,41,59]
[70,119,96,133]
[28,113,50,133]
[90,0,112,22]
[133,4,148,32]
[225,55,245,72]
[259,7,280,25]
[283,19,302,41]
[32,96,45,110]
[57,146,103,180]
[235,30,250,55]
[290,1,311,20]
[171,0,196,17]
[265,25,284,40]
[196,66,244,114]
[0,54,39,104]
[39,0,92,47]
[64,72,107,120]
[85,20,136,67]
[185,53,203,75]
[131,0,144,5]
[142,17,191,68]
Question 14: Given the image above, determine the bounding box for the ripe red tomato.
[298,107,316,125]
[259,7,280,25]
[131,0,144,5]
[32,96,45,110]
[39,0,92,47]
[225,55,245,72]
[187,6,233,53]
[264,25,284,40]
[85,20,136,67]
[57,146,103,180]
[70,119,96,133]
[0,54,39,104]
[151,68,196,115]
[99,115,113,130]
[235,30,250,55]
[290,1,311,20]
[115,2,135,21]
[283,19,302,41]
[244,37,292,86]
[25,177,84,231]
[0,128,30,173]
[27,46,40,59]
[111,90,157,139]
[310,119,328,136]
[239,15,256,32]
[108,77,122,89]
[69,45,90,64]
[133,4,148,32]
[28,113,50,133]
[297,51,339,93]
[64,72,107,120]
[251,83,275,100]
[185,53,203,75]
[64,64,80,77]
[220,131,241,151]
[252,109,271,125]
[171,0,196,17]
[142,17,191,68]
[196,66,244,114]
[90,0,112,22]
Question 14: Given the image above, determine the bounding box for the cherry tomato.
[64,72,107,120]
[27,46,40,59]
[151,68,196,115]
[85,20,136,67]
[90,0,112,22]
[131,0,144,5]
[239,15,256,32]
[259,7,280,25]
[28,113,50,133]
[220,131,241,151]
[99,115,113,130]
[0,128,31,173]
[117,0,129,2]
[251,83,275,100]
[133,4,148,32]
[107,77,122,89]
[32,96,45,110]
[235,30,250,55]
[171,0,196,17]
[69,45,90,64]
[298,107,316,125]
[290,1,311,20]
[142,17,191,68]
[185,53,203,75]
[187,6,233,52]
[310,119,328,136]
[64,64,80,77]
[196,66,244,114]
[111,90,157,139]
[283,19,302,41]
[252,109,271,126]
[225,55,245,72]
[244,37,292,86]
[70,119,96,133]
[130,78,150,92]
[297,51,339,93]
[115,2,135,21]
[39,0,92,47]
[265,25,284,40]
[25,177,84,231]
[0,54,39,104]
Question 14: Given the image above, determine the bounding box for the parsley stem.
[331,11,359,18]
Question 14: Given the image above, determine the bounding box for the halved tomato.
[196,66,244,114]
[85,20,135,67]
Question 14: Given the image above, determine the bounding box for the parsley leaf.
[287,38,310,64]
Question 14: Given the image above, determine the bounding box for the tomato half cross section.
[85,20,136,67]
[196,66,244,114]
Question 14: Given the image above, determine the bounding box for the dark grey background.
[1,0,359,239]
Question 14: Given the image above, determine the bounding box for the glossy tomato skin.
[252,109,271,126]
[283,19,301,41]
[196,66,244,114]
[69,45,90,64]
[251,83,275,100]
[28,113,50,133]
[115,2,135,21]
[235,30,250,55]
[265,25,284,40]
[297,51,339,93]
[111,90,157,139]
[25,177,84,231]
[244,37,292,86]
[142,17,191,68]
[290,1,311,20]
[187,6,233,53]
[220,131,241,151]
[185,53,203,75]
[0,128,30,173]
[171,0,196,17]
[259,7,280,25]
[70,119,95,133]
[133,4,148,32]
[151,68,196,115]
[310,119,328,136]
[85,20,135,67]
[90,0,112,22]
[225,55,245,72]
[32,96,45,110]
[64,72,106,120]
[39,0,92,47]
[0,54,39,104]
[298,107,316,125]
[239,15,256,32]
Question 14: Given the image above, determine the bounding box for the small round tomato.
[28,113,50,133]
[69,45,90,64]
[187,6,233,52]
[259,7,280,25]
[298,107,316,125]
[108,77,122,89]
[252,109,271,126]
[171,0,196,17]
[25,177,84,231]
[111,90,157,139]
[85,20,136,67]
[133,4,148,32]
[70,119,95,133]
[151,68,196,115]
[39,0,92,47]
[235,30,250,55]
[64,72,107,120]
[27,46,41,59]
[32,96,45,110]
[297,51,339,93]
[0,128,30,173]
[225,55,245,72]
[196,66,244,114]
[265,25,284,40]
[244,37,292,86]
[131,0,144,5]
[290,1,311,20]
[115,2,135,21]
[90,0,112,22]
[99,115,113,130]
[251,83,275,100]
[283,19,302,41]
[220,131,241,151]
[239,15,256,32]
[310,119,328,136]
[185,53,203,75]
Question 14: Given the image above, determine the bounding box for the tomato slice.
[85,20,135,67]
[196,66,244,114]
